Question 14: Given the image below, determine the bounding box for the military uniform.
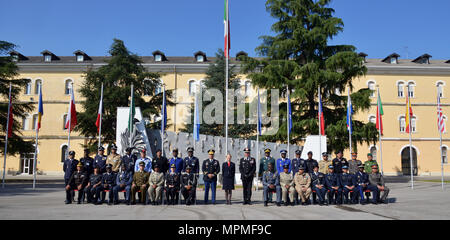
[169,156,184,174]
[348,159,362,175]
[100,166,117,204]
[276,150,291,174]
[332,156,348,174]
[325,167,342,204]
[181,170,197,205]
[354,166,377,204]
[63,156,78,185]
[369,172,390,203]
[364,160,378,174]
[135,157,152,173]
[148,170,165,204]
[94,154,107,174]
[152,155,168,174]
[121,153,137,174]
[310,170,327,205]
[165,170,180,205]
[258,152,276,178]
[294,169,312,204]
[262,170,281,206]
[79,155,94,177]
[319,160,331,174]
[182,149,199,174]
[85,172,103,203]
[305,158,319,174]
[239,148,257,204]
[202,150,220,204]
[113,169,133,204]
[131,166,150,204]
[279,169,295,205]
[107,153,121,173]
[66,167,88,204]
[340,166,357,204]
[291,157,305,176]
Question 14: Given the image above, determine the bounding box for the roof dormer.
[446,60,450,64]
[40,50,59,62]
[152,50,167,62]
[194,51,207,62]
[73,50,91,62]
[358,52,368,63]
[382,53,400,64]
[236,51,248,61]
[9,50,28,62]
[412,54,432,64]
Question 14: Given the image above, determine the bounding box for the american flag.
[438,95,445,133]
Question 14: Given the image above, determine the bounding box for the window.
[370,146,377,160]
[144,80,151,96]
[63,114,68,130]
[155,54,162,62]
[25,82,32,95]
[35,80,42,95]
[61,145,68,162]
[443,116,447,133]
[442,147,448,164]
[12,55,19,62]
[188,80,196,96]
[397,82,404,97]
[399,117,406,132]
[65,79,72,95]
[196,55,204,62]
[44,55,51,62]
[32,114,38,130]
[390,57,397,64]
[369,116,376,124]
[411,116,417,132]
[76,55,84,62]
[438,82,444,98]
[244,81,252,96]
[407,83,415,98]
[22,116,29,130]
[368,81,375,97]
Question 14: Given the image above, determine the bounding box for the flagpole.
[438,86,444,190]
[378,87,384,175]
[32,83,41,189]
[256,88,260,191]
[67,83,73,154]
[318,86,321,157]
[408,85,414,189]
[161,84,165,157]
[129,84,134,148]
[224,0,229,156]
[2,83,12,188]
[287,85,290,159]
[348,89,352,154]
[98,83,103,149]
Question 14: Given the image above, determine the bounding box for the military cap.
[358,164,365,168]
[141,148,146,153]
[328,165,334,169]
[77,162,83,167]
[172,148,178,152]
[307,151,313,155]
[351,152,357,155]
[295,150,301,155]
[111,144,117,150]
[371,164,378,168]
[187,147,194,152]
[153,163,160,168]
[298,166,305,170]
[367,153,373,157]
[208,149,215,155]
[342,165,349,169]
[244,147,251,153]
[280,150,287,154]
[186,165,192,170]
[283,164,290,169]
[106,163,113,168]
[98,146,105,151]
[68,151,75,156]
[322,152,328,156]
[170,163,176,168]
[139,161,145,166]
[83,148,90,152]
[264,148,271,153]
[125,147,132,152]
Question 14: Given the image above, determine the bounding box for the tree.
[76,39,165,151]
[0,41,35,155]
[182,49,256,139]
[241,0,378,152]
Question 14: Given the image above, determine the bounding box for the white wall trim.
[399,145,420,155]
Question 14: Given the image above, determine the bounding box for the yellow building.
[2,50,450,176]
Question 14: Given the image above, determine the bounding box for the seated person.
[99,164,117,205]
[165,164,180,205]
[324,165,342,205]
[148,164,165,205]
[112,164,133,205]
[131,161,150,205]
[369,164,390,204]
[310,165,327,205]
[294,166,312,205]
[65,162,88,204]
[181,166,197,205]
[262,163,281,207]
[340,165,357,204]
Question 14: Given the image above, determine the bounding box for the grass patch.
[420,180,450,183]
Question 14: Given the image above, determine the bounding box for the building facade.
[2,50,450,176]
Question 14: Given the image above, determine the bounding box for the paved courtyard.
[0,181,449,220]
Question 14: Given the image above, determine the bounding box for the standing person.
[63,151,78,186]
[135,149,152,173]
[348,152,362,175]
[148,164,165,205]
[305,151,318,174]
[340,165,357,204]
[276,150,291,174]
[152,149,168,174]
[121,147,137,174]
[130,162,150,205]
[202,149,220,205]
[369,165,390,204]
[325,165,342,205]
[355,164,377,205]
[310,165,327,205]
[79,148,94,177]
[85,166,103,204]
[332,151,347,174]
[318,152,331,174]
[183,147,199,174]
[65,162,88,204]
[279,164,295,206]
[94,146,107,174]
[291,149,305,205]
[262,163,281,207]
[106,144,121,173]
[169,148,183,174]
[239,148,257,205]
[364,153,378,175]
[165,164,180,205]
[222,153,235,205]
[99,164,117,205]
[113,164,133,205]
[258,149,275,203]
[181,166,197,206]
[294,166,312,205]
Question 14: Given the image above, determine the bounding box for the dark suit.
[222,161,235,190]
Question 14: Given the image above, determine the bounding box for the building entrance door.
[401,147,418,176]
[20,153,35,174]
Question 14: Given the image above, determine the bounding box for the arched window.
[370,146,377,160]
[188,80,196,96]
[369,116,376,124]
[368,81,376,97]
[437,82,445,98]
[397,81,405,97]
[25,81,32,95]
[407,82,415,98]
[399,116,406,132]
[65,79,73,95]
[442,146,448,164]
[63,114,68,130]
[61,145,68,162]
[34,79,42,95]
[22,115,29,130]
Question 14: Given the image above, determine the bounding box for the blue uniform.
[135,157,152,173]
[305,159,319,173]
[310,171,327,204]
[113,170,133,203]
[63,158,79,185]
[340,173,357,203]
[325,172,342,204]
[101,172,117,203]
[354,171,377,203]
[94,155,107,173]
[121,154,137,173]
[276,158,291,174]
[262,171,281,203]
[169,157,184,174]
[182,156,199,174]
[291,158,305,176]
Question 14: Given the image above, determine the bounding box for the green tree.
[183,50,255,139]
[241,0,378,152]
[0,41,35,155]
[76,39,165,151]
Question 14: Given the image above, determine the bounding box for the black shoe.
[65,200,71,204]
[264,201,268,207]
[114,201,119,205]
[284,202,288,206]
[130,202,136,205]
[276,202,281,207]
[360,201,366,205]
[291,202,295,206]
[382,200,388,204]
[248,201,252,205]
[127,201,130,205]
[371,201,377,205]
[77,201,81,204]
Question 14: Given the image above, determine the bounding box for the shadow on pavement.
[0,183,64,197]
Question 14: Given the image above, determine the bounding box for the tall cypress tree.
[241,0,378,152]
[76,39,164,150]
[0,41,35,155]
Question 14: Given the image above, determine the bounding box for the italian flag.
[376,91,383,135]
[65,84,77,132]
[224,0,230,58]
[95,84,103,133]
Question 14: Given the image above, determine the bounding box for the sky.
[1,0,449,60]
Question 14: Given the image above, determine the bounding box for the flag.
[347,92,353,134]
[65,85,77,132]
[193,89,200,142]
[288,92,292,134]
[224,0,230,58]
[376,91,384,135]
[257,89,262,136]
[161,85,167,134]
[95,85,103,133]
[7,84,13,138]
[37,85,43,132]
[405,94,413,133]
[128,85,135,133]
[318,89,325,135]
[438,95,444,133]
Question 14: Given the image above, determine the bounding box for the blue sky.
[1,0,449,59]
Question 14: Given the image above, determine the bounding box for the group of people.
[63,144,390,206]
